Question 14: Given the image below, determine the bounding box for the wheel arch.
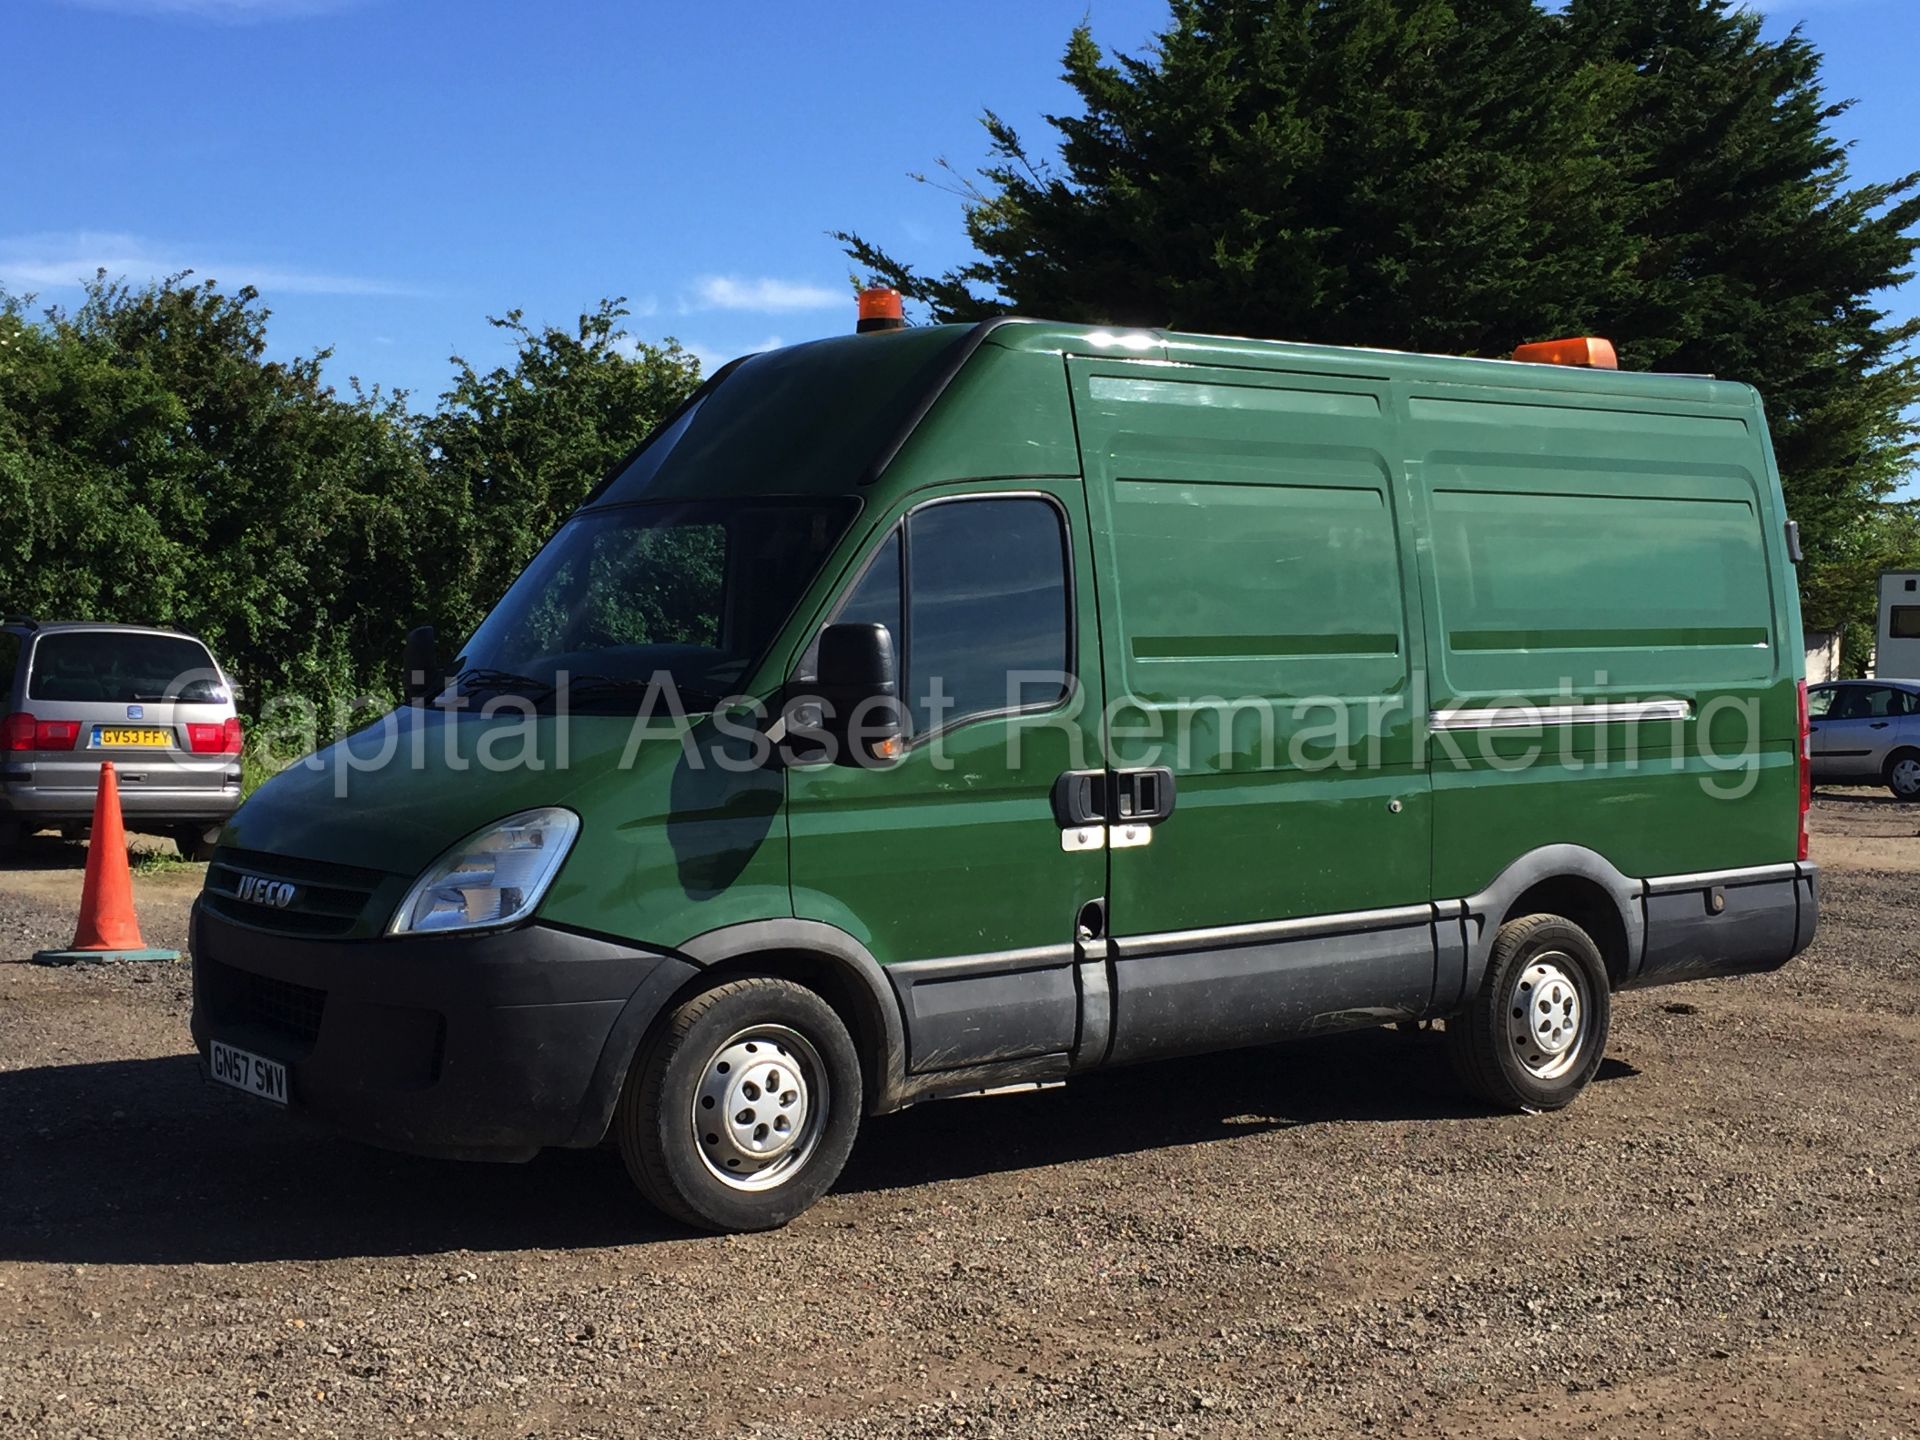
[674,919,912,1115]
[1461,846,1643,996]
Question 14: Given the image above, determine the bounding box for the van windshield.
[453,498,855,711]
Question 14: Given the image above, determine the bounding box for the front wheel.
[614,977,863,1232]
[1446,914,1610,1112]
[1886,750,1920,802]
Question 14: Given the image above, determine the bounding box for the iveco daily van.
[191,306,1817,1231]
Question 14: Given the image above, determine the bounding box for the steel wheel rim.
[1893,758,1920,797]
[691,1024,828,1191]
[1504,951,1588,1081]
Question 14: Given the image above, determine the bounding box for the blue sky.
[3,0,1915,408]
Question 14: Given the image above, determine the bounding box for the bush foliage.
[0,279,700,728]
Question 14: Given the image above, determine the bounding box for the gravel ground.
[0,797,1916,1438]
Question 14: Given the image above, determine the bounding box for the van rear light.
[186,717,243,755]
[1797,679,1811,862]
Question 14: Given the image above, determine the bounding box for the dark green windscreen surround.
[589,324,973,506]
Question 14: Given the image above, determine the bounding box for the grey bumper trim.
[1643,861,1807,896]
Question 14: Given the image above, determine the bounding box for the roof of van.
[976,317,1760,408]
[580,316,1761,510]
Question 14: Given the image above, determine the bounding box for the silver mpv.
[1,620,243,859]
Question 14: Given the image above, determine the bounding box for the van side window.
[808,497,1071,738]
[834,529,904,660]
[906,498,1070,736]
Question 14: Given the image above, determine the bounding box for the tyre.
[1446,913,1610,1112]
[614,977,863,1232]
[0,818,18,859]
[1886,750,1920,802]
[173,825,219,862]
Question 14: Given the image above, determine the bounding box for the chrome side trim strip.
[1430,699,1693,731]
[1116,902,1436,956]
[1643,862,1803,896]
[888,944,1079,980]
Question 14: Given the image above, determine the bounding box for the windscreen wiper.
[448,667,556,699]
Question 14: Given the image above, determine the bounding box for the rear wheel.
[173,825,219,862]
[614,977,862,1232]
[0,818,19,859]
[1886,750,1920,802]
[1447,914,1610,1112]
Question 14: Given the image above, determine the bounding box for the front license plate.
[208,1040,288,1106]
[94,727,172,748]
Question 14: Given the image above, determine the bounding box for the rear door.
[1810,683,1905,780]
[1066,358,1438,1064]
[786,481,1110,1076]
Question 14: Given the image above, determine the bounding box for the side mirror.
[403,625,439,705]
[807,622,905,766]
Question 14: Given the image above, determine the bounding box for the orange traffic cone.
[32,762,180,965]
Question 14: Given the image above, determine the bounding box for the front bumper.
[189,903,698,1161]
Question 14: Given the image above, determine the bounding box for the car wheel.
[1885,750,1920,802]
[173,825,219,862]
[1446,913,1610,1112]
[614,977,863,1233]
[0,818,18,859]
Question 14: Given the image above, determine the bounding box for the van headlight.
[388,808,580,936]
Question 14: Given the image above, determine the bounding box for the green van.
[190,314,1817,1231]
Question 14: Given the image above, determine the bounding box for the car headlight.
[388,807,580,936]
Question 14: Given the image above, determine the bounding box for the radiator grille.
[202,846,389,938]
[201,958,326,1046]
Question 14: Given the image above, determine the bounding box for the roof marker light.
[1085,330,1157,352]
[1513,336,1619,369]
[856,287,906,334]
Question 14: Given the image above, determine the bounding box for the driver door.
[786,481,1109,1076]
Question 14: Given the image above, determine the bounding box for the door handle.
[1053,768,1177,851]
[1052,770,1107,827]
[1113,767,1176,823]
[1872,722,1890,729]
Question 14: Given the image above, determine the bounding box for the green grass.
[131,847,195,876]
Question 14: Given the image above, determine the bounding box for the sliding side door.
[1067,358,1438,1064]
